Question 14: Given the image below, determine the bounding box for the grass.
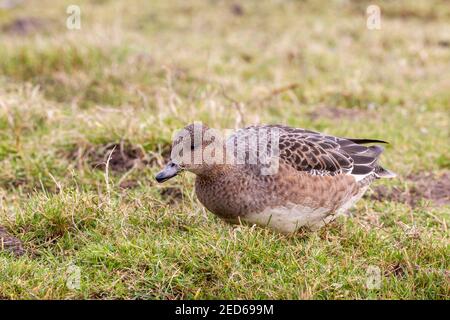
[0,0,449,299]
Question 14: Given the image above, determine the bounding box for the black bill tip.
[155,162,180,183]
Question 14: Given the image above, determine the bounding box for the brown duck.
[156,123,395,233]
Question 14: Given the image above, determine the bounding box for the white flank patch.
[242,204,334,234]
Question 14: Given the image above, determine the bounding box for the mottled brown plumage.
[156,123,395,233]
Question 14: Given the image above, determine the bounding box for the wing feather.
[228,125,388,179]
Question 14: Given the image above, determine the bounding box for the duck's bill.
[155,162,180,183]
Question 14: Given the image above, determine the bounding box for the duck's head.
[155,122,226,183]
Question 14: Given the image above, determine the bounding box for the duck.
[155,123,395,233]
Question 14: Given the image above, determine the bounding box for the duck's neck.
[195,164,236,181]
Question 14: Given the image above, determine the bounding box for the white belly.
[240,186,369,233]
[242,204,335,234]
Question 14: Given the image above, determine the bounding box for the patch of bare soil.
[71,142,147,172]
[0,177,29,191]
[159,187,183,204]
[437,40,450,48]
[68,141,171,173]
[308,106,367,120]
[385,263,407,278]
[0,226,25,257]
[230,3,244,16]
[369,172,450,207]
[382,8,439,21]
[2,17,48,36]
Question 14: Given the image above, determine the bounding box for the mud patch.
[385,263,406,278]
[230,3,244,16]
[308,106,367,120]
[0,226,25,257]
[159,187,183,204]
[67,140,172,174]
[2,17,48,36]
[437,40,450,48]
[369,172,450,207]
[68,141,148,172]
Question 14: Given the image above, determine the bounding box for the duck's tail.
[344,139,396,180]
[375,166,396,179]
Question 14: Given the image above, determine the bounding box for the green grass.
[0,0,449,299]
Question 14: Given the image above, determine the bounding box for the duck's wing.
[229,125,389,181]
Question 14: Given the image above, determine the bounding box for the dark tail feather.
[367,145,384,157]
[375,166,396,178]
[347,138,389,145]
